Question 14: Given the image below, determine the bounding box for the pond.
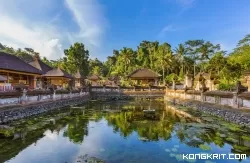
[1,101,250,163]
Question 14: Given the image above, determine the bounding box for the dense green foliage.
[1,34,250,87]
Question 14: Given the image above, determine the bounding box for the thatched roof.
[43,67,73,78]
[29,58,53,74]
[0,75,7,81]
[127,68,161,79]
[87,74,100,80]
[74,70,82,79]
[0,52,42,75]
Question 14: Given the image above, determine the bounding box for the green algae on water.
[199,144,211,151]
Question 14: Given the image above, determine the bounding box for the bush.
[217,83,235,91]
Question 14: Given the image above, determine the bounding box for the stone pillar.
[52,90,56,100]
[215,96,221,104]
[172,80,176,90]
[201,92,205,102]
[247,77,250,92]
[80,89,83,96]
[37,94,41,101]
[233,92,239,108]
[238,98,243,108]
[20,89,27,104]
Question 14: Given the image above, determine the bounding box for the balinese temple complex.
[1,51,250,92]
[127,68,161,86]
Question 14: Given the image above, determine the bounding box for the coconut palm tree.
[174,44,186,74]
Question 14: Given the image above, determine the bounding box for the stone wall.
[165,89,250,109]
[0,91,89,106]
[165,98,250,127]
[90,91,165,101]
[0,95,90,124]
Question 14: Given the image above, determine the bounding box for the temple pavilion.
[0,52,42,91]
[86,74,101,86]
[127,68,161,86]
[29,57,73,89]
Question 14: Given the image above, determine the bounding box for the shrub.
[217,83,235,91]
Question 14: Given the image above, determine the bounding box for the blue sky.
[0,0,250,61]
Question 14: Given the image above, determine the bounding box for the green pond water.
[1,101,250,163]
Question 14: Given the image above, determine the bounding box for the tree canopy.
[1,33,250,88]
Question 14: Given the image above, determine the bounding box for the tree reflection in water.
[1,101,250,163]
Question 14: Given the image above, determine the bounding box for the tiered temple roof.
[127,68,161,79]
[29,58,53,74]
[43,67,73,79]
[0,52,42,75]
[87,74,101,80]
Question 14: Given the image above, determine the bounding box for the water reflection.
[0,101,250,163]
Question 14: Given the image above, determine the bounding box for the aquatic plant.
[225,137,238,143]
[165,149,171,152]
[233,145,250,152]
[199,144,212,151]
[171,148,178,152]
[242,135,250,141]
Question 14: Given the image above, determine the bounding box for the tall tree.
[63,42,89,77]
[185,40,220,75]
[156,42,172,85]
[229,34,250,71]
[174,44,186,75]
[119,47,135,74]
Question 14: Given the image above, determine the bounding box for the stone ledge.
[0,95,90,124]
[165,97,250,127]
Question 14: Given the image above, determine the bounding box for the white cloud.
[65,0,107,52]
[0,14,64,60]
[157,25,178,38]
[0,0,107,60]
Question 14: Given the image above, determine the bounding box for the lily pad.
[174,145,179,148]
[226,137,238,143]
[169,153,175,157]
[165,149,171,152]
[205,161,216,163]
[171,148,178,152]
[199,144,211,151]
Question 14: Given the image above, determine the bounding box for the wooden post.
[7,72,9,83]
